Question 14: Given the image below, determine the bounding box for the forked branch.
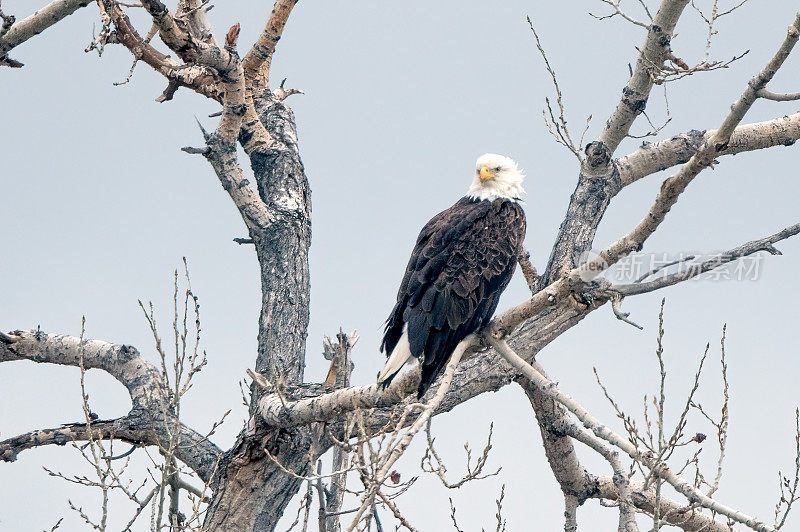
[579,13,800,281]
[490,336,772,531]
[615,222,800,296]
[0,330,221,482]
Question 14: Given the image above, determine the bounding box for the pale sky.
[1,1,799,530]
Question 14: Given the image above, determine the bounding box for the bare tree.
[2,0,800,530]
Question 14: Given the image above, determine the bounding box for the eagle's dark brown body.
[380,196,527,398]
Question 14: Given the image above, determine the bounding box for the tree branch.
[181,18,277,235]
[0,330,222,481]
[183,129,273,233]
[541,0,693,282]
[175,0,216,46]
[0,0,91,67]
[617,112,800,187]
[580,13,800,282]
[598,478,734,532]
[518,375,599,504]
[1,419,122,462]
[561,420,639,532]
[599,0,690,154]
[214,23,244,142]
[242,0,298,91]
[756,89,800,102]
[520,374,733,531]
[137,0,194,63]
[1,330,161,408]
[519,368,638,531]
[490,336,772,531]
[100,1,221,102]
[614,221,800,296]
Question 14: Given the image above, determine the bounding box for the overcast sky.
[2,1,799,530]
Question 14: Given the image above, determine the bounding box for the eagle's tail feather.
[377,327,414,387]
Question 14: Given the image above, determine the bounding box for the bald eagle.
[378,153,527,398]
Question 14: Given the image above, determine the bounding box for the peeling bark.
[202,91,312,532]
[249,93,311,386]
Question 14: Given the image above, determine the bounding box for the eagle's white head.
[467,153,525,202]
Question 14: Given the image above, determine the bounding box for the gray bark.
[543,0,689,284]
[541,141,620,284]
[250,93,311,385]
[202,91,313,532]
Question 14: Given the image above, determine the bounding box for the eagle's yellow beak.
[479,167,495,182]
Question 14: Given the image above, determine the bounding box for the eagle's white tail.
[377,327,414,385]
